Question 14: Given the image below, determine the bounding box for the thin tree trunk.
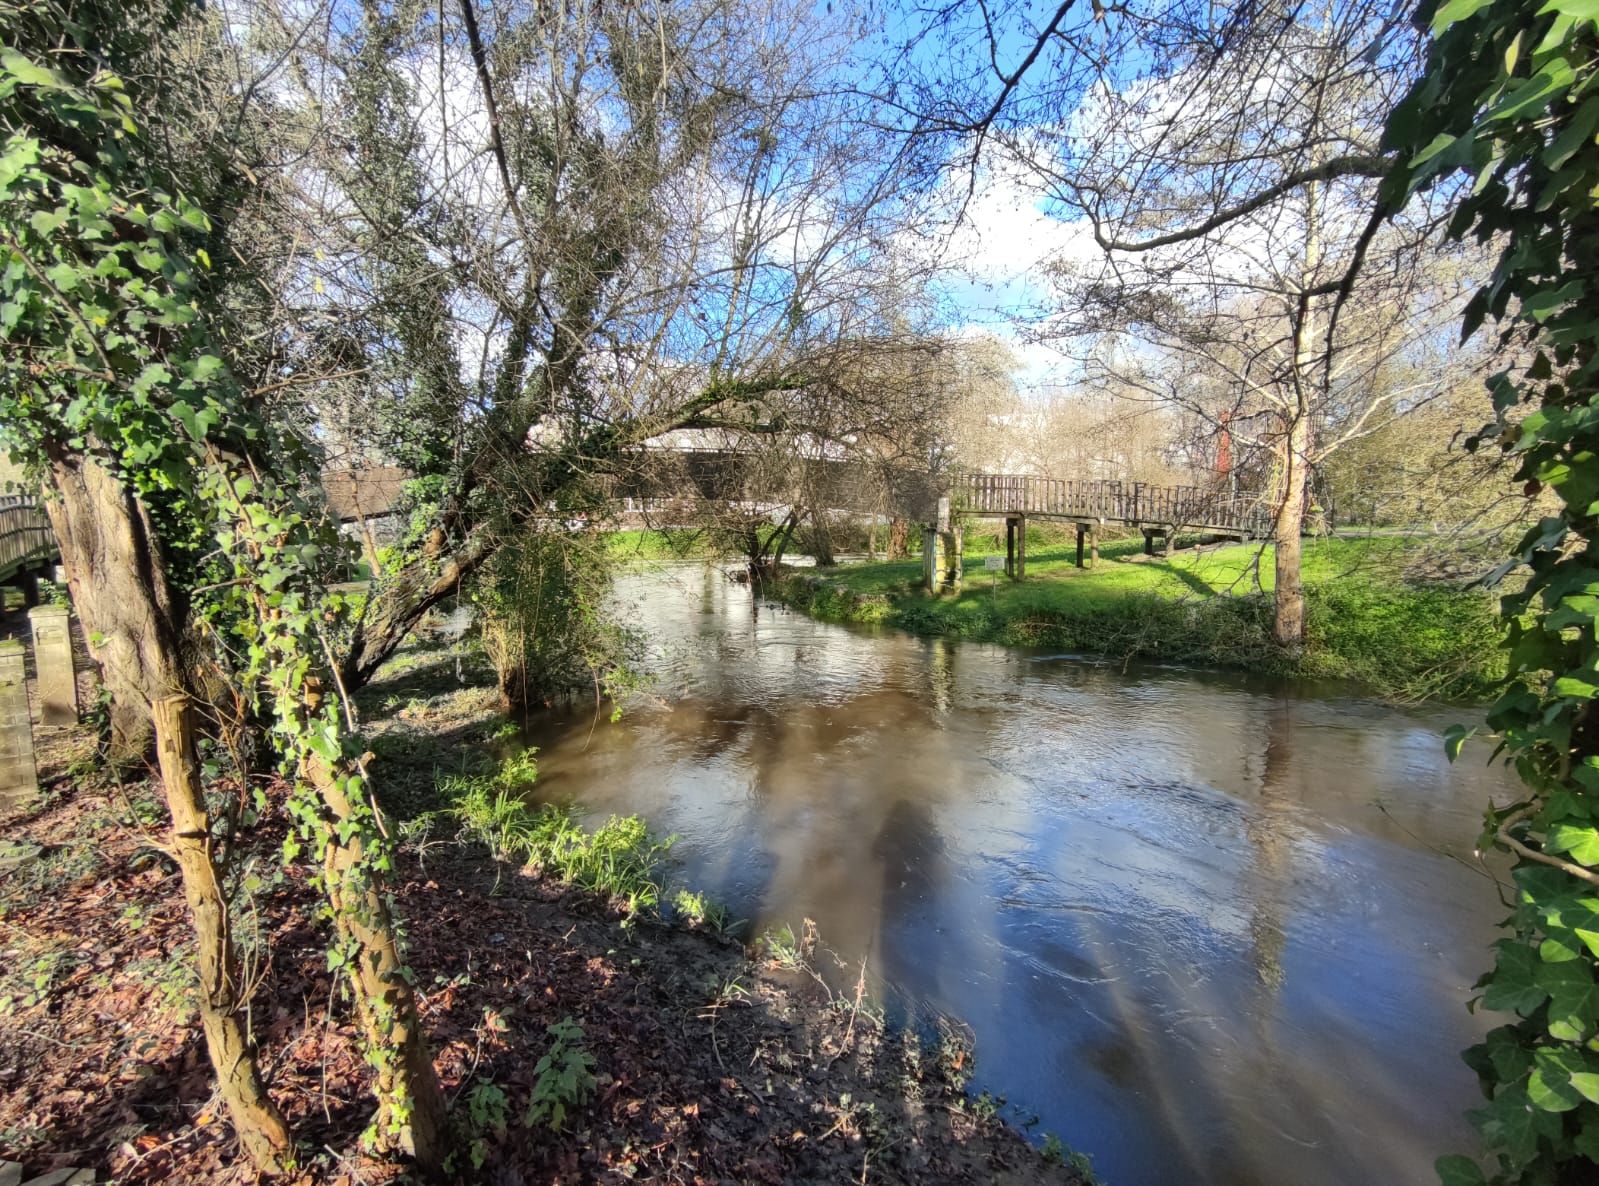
[303,756,446,1170]
[41,450,186,760]
[887,516,909,559]
[810,509,835,567]
[1272,416,1311,649]
[1274,164,1321,652]
[153,696,295,1174]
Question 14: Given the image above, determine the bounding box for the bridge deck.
[0,496,56,585]
[951,473,1272,538]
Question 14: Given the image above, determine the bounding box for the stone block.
[0,640,37,809]
[28,605,76,726]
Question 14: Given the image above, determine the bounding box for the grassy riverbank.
[0,627,1087,1186]
[773,531,1505,702]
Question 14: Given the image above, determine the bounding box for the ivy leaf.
[1539,959,1599,1040]
[1529,1047,1599,1113]
[1539,0,1599,21]
[1488,58,1576,123]
[1445,724,1477,761]
[1484,940,1551,1013]
[1526,280,1586,323]
[1434,1155,1486,1186]
[1472,1082,1554,1170]
[1546,822,1599,864]
[1430,0,1496,30]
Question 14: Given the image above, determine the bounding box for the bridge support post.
[1091,525,1099,568]
[943,525,963,592]
[28,605,76,726]
[1005,515,1026,579]
[0,641,37,810]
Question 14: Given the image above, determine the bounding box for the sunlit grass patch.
[439,754,675,914]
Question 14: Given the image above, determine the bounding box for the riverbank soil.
[774,532,1504,701]
[0,641,1080,1184]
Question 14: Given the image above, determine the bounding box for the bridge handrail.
[0,494,55,581]
[948,472,1273,535]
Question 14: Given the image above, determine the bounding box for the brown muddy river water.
[519,564,1515,1186]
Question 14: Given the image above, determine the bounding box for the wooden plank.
[0,496,54,585]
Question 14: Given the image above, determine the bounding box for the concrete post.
[922,527,940,593]
[28,605,75,726]
[0,641,37,809]
[943,526,963,592]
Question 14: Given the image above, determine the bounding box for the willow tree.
[1386,0,1599,1182]
[0,0,445,1168]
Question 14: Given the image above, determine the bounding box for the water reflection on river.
[519,564,1513,1186]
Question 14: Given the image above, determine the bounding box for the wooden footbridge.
[909,472,1275,593]
[0,496,56,601]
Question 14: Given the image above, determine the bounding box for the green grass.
[605,528,728,562]
[436,752,676,914]
[777,532,1505,702]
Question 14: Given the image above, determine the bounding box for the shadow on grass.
[1149,561,1218,598]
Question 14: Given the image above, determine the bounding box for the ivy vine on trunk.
[1385,0,1599,1181]
[0,0,445,1170]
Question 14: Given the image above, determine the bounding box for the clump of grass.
[441,753,675,914]
[527,809,674,914]
[671,887,732,932]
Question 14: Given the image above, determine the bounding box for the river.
[519,563,1514,1186]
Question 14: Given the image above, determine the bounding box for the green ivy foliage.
[0,0,245,486]
[1,1,434,1149]
[1384,0,1599,1180]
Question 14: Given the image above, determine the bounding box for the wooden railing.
[0,495,55,582]
[950,473,1274,537]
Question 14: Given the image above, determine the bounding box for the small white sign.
[984,556,1004,571]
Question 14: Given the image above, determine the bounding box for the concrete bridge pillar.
[923,495,961,595]
[28,605,76,726]
[922,527,941,593]
[0,641,37,809]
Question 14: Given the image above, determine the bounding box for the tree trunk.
[153,696,295,1174]
[42,449,186,761]
[1272,416,1311,649]
[340,525,495,693]
[887,516,909,559]
[304,756,446,1170]
[810,510,835,567]
[496,656,530,717]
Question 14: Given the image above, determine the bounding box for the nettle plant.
[1,0,444,1167]
[1385,0,1599,1181]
